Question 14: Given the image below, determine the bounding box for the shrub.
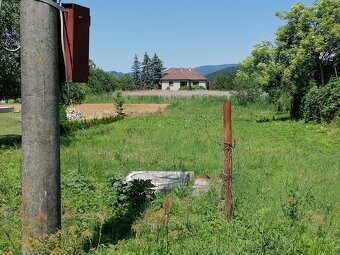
[178,86,206,91]
[192,85,206,90]
[209,75,235,91]
[303,78,340,123]
[276,94,292,114]
[60,115,124,135]
[178,86,190,91]
[232,84,262,105]
[60,83,87,106]
[113,90,125,116]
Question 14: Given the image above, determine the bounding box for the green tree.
[275,0,340,118]
[210,75,235,91]
[0,0,20,101]
[131,54,141,89]
[118,74,135,91]
[236,0,340,118]
[113,89,125,116]
[234,41,276,104]
[150,53,165,89]
[141,52,151,90]
[88,60,118,94]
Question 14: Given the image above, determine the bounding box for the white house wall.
[199,81,207,89]
[162,81,181,90]
[162,80,207,90]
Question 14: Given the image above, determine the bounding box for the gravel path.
[122,90,231,98]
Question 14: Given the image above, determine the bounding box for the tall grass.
[0,97,339,254]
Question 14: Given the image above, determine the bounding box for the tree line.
[131,52,165,90]
[234,0,339,122]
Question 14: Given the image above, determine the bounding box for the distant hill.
[206,66,239,81]
[108,71,126,77]
[194,64,239,76]
[107,63,239,78]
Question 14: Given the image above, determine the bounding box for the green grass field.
[0,97,339,254]
[0,112,21,135]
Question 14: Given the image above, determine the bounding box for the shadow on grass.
[0,134,21,149]
[256,115,292,123]
[88,179,154,249]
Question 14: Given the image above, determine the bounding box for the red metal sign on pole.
[61,3,90,82]
[223,101,233,218]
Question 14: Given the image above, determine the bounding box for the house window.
[193,81,199,86]
[180,81,187,87]
[169,81,174,86]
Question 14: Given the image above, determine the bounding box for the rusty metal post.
[223,101,233,218]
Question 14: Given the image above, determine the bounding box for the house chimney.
[189,67,192,71]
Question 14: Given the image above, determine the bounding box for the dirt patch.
[70,103,167,119]
[4,103,168,120]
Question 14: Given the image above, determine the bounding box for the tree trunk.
[319,61,325,86]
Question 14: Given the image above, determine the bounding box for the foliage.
[178,86,190,91]
[87,60,118,94]
[141,52,152,90]
[113,90,125,116]
[234,41,275,104]
[137,52,165,90]
[131,54,141,89]
[274,0,340,118]
[0,0,20,101]
[178,85,206,91]
[117,74,134,91]
[60,83,87,107]
[237,0,340,118]
[86,60,134,94]
[150,53,165,89]
[209,75,236,91]
[303,78,340,123]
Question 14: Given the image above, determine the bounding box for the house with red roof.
[161,68,208,90]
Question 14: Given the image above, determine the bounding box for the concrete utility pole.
[223,101,233,218]
[21,0,61,252]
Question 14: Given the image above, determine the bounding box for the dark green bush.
[178,85,206,91]
[60,83,87,106]
[303,78,340,123]
[192,85,206,90]
[60,115,124,135]
[113,90,125,116]
[178,86,190,91]
[209,75,235,91]
[232,85,262,105]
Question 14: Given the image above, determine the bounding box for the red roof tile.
[162,68,207,81]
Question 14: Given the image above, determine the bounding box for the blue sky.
[72,0,315,73]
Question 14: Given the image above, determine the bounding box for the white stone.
[192,178,211,197]
[125,171,190,191]
[0,107,14,113]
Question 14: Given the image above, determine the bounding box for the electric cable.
[59,0,69,83]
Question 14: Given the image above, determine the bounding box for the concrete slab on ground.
[192,177,211,197]
[125,171,190,191]
[0,107,14,113]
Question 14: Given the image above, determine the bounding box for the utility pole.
[21,0,61,253]
[223,101,233,218]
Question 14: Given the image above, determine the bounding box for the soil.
[5,103,168,120]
